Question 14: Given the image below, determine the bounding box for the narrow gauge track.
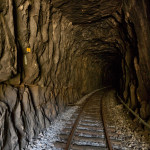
[54,89,122,150]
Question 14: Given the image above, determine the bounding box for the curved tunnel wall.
[0,0,150,149]
[120,0,150,120]
[0,1,102,149]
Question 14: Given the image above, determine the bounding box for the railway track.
[54,89,122,150]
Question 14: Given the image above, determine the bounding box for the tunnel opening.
[101,59,122,90]
[92,48,123,90]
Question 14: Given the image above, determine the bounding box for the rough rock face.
[120,0,150,120]
[0,0,102,149]
[0,0,17,82]
[0,0,150,149]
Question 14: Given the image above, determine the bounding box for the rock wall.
[0,0,102,149]
[119,0,150,122]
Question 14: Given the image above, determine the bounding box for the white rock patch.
[27,106,78,150]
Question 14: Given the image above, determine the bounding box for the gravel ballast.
[104,90,150,150]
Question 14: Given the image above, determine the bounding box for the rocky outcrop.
[120,0,150,121]
[0,0,150,149]
[0,0,17,82]
[0,84,61,149]
[0,0,102,149]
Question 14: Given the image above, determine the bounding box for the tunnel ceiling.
[52,0,122,24]
[52,0,123,65]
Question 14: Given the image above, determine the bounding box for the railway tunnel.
[0,0,150,149]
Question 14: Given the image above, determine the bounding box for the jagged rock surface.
[0,0,102,149]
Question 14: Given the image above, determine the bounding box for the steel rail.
[65,86,111,150]
[117,94,150,130]
[101,92,113,150]
[65,94,92,150]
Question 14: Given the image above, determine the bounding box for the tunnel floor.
[27,89,150,150]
